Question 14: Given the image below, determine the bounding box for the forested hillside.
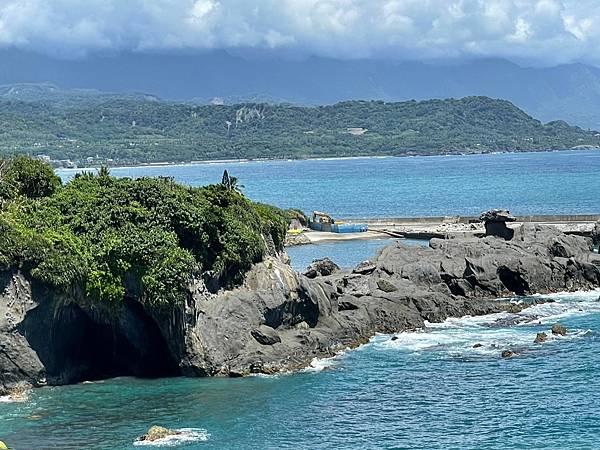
[0,96,597,166]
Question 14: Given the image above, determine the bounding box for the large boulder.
[353,260,376,275]
[303,258,340,278]
[251,325,281,345]
[534,332,547,344]
[480,209,516,240]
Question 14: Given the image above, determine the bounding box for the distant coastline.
[7,96,599,169]
[55,147,599,173]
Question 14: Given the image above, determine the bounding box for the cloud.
[0,0,599,64]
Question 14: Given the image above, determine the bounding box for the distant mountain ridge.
[2,49,600,129]
[0,83,160,107]
[0,95,597,166]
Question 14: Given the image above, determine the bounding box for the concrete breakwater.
[345,214,600,240]
[340,214,600,226]
[286,214,600,245]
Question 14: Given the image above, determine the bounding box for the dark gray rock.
[377,279,398,292]
[303,258,340,278]
[353,260,376,275]
[1,223,599,389]
[501,350,517,358]
[479,209,516,240]
[534,332,547,344]
[479,209,516,223]
[251,325,281,345]
[592,221,600,247]
[552,324,567,336]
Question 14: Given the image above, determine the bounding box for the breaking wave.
[373,290,599,357]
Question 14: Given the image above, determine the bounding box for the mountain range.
[2,49,600,129]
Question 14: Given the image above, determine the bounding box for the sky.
[0,0,599,65]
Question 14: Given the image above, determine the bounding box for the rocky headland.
[2,218,599,394]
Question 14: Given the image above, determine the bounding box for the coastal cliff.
[2,222,599,393]
[2,158,599,393]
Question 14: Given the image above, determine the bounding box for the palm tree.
[221,170,244,193]
[98,166,111,177]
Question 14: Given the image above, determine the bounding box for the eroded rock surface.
[1,224,599,390]
[136,426,181,443]
[303,258,340,278]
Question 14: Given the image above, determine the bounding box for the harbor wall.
[341,214,600,226]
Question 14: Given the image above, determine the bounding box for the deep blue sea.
[58,150,600,218]
[2,151,599,449]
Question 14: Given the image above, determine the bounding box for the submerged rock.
[534,332,548,344]
[136,426,181,442]
[552,324,568,336]
[472,343,483,348]
[501,350,518,358]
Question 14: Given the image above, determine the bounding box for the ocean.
[2,150,599,449]
[58,150,600,218]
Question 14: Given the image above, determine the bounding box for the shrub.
[0,156,61,200]
[0,170,288,306]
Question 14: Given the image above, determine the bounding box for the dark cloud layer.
[0,0,598,63]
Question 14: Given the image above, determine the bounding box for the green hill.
[0,96,597,166]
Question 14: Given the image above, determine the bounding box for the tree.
[221,170,244,193]
[1,156,61,199]
[98,166,111,178]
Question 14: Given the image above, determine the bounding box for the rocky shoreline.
[1,222,600,393]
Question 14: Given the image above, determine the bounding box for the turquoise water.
[58,150,600,218]
[3,150,599,448]
[2,291,600,449]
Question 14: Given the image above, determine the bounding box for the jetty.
[286,213,600,245]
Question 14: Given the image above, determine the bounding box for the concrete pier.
[284,214,600,246]
[339,214,600,227]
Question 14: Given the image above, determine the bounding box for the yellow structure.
[0,440,9,449]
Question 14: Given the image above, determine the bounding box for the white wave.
[301,350,348,373]
[517,294,600,324]
[0,392,30,403]
[374,290,599,356]
[530,288,600,300]
[378,325,591,357]
[425,311,512,330]
[134,428,210,447]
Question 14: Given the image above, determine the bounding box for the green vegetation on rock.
[0,155,61,200]
[0,157,288,306]
[1,96,598,166]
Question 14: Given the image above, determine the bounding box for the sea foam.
[301,349,348,373]
[374,290,599,357]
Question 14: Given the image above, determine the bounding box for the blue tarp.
[309,221,368,233]
[332,223,368,233]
